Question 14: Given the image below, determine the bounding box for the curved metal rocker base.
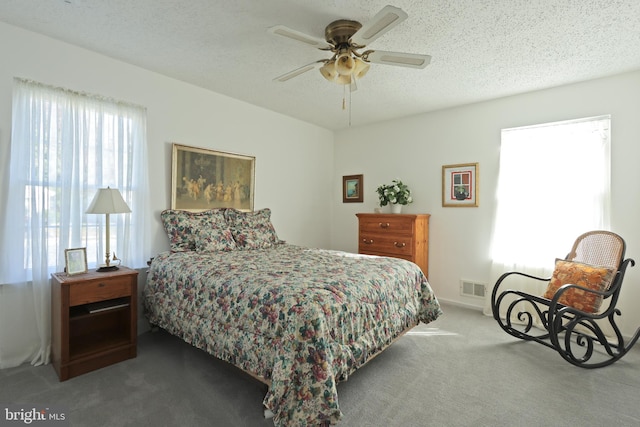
[492,258,638,369]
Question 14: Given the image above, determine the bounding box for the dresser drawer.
[69,276,132,306]
[360,234,415,256]
[358,216,414,236]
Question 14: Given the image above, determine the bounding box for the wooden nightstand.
[51,267,138,381]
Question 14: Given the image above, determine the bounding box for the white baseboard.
[436,297,485,312]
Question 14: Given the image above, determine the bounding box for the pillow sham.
[542,259,614,313]
[225,208,279,249]
[195,225,236,252]
[161,209,227,252]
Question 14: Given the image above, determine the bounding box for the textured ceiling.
[1,0,639,130]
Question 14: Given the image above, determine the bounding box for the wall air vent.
[460,280,486,298]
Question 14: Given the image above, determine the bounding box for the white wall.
[2,21,639,337]
[0,22,335,261]
[333,71,640,336]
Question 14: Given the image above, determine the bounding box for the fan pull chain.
[349,82,352,126]
[342,85,346,110]
[341,84,352,126]
[340,84,352,126]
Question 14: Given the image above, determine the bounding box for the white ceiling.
[1,0,639,131]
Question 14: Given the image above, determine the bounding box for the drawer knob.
[379,222,390,229]
[362,239,374,245]
[393,242,406,248]
[98,283,106,287]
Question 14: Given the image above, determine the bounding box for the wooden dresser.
[356,213,430,278]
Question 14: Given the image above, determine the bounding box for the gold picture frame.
[342,174,363,203]
[442,163,479,207]
[65,247,88,276]
[171,143,255,212]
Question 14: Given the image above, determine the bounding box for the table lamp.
[86,187,131,272]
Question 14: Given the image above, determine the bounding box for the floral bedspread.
[143,244,442,426]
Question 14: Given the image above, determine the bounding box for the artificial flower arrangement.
[376,179,413,206]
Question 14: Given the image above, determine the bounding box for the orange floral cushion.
[543,259,614,313]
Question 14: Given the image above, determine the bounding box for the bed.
[144,208,442,426]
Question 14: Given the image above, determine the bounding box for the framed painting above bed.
[171,143,255,212]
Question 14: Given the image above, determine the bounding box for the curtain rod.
[14,77,147,112]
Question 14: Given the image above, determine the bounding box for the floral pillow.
[161,209,227,252]
[542,259,615,313]
[225,208,279,249]
[194,225,236,252]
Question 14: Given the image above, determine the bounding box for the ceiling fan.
[268,5,431,88]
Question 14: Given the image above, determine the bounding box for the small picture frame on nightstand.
[65,247,88,276]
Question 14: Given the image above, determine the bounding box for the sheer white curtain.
[0,79,149,368]
[484,116,611,316]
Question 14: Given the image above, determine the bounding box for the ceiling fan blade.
[351,5,408,47]
[273,62,323,82]
[363,50,431,69]
[268,25,331,49]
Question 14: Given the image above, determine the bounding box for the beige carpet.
[2,303,640,426]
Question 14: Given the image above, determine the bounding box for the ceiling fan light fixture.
[335,51,356,76]
[353,58,370,80]
[319,60,337,81]
[335,74,352,85]
[269,5,430,95]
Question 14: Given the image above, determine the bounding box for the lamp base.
[96,265,119,272]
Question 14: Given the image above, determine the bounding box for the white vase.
[390,203,402,214]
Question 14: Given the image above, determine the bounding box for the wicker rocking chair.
[491,230,639,368]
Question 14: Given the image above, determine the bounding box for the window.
[19,110,136,271]
[491,115,610,269]
[0,78,149,367]
[3,78,149,279]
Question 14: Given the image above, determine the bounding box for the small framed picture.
[65,247,88,276]
[442,163,479,207]
[342,174,363,203]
